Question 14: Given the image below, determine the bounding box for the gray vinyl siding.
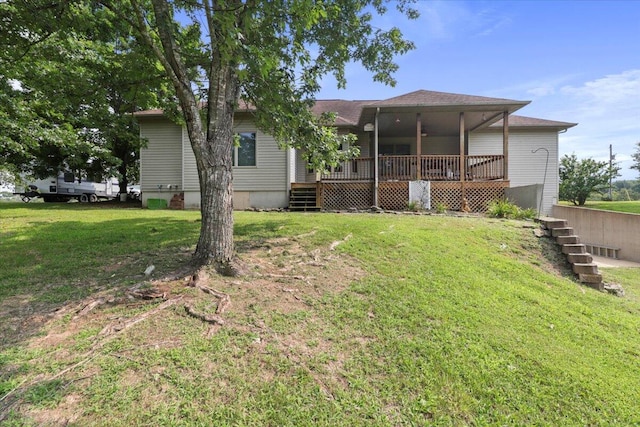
[177,119,287,192]
[470,130,559,214]
[182,127,199,191]
[232,121,287,191]
[139,119,183,192]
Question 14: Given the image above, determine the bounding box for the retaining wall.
[551,205,640,263]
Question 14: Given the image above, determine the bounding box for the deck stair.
[539,217,603,291]
[289,184,320,212]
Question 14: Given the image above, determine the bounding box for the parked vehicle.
[127,184,141,200]
[14,172,118,203]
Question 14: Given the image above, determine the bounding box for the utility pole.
[609,144,613,200]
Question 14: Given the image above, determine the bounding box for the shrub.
[487,199,536,220]
[434,202,447,214]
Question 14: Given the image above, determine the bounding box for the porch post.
[416,113,422,180]
[503,111,509,180]
[374,107,379,207]
[459,112,466,201]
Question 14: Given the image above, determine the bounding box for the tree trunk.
[191,63,240,275]
[143,0,242,275]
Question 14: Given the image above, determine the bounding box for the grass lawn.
[579,200,640,214]
[1,202,640,425]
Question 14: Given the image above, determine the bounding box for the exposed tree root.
[184,303,225,325]
[183,269,231,326]
[99,297,182,336]
[329,233,353,251]
[0,297,182,418]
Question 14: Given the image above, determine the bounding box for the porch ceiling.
[371,109,505,137]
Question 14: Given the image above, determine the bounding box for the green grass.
[580,200,640,214]
[2,202,640,425]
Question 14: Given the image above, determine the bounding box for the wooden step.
[289,185,318,212]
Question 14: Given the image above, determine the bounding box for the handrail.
[320,155,504,181]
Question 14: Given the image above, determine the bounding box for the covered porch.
[292,90,530,211]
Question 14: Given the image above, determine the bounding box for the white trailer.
[15,172,118,203]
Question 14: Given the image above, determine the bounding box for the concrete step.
[567,253,593,264]
[562,244,586,254]
[556,235,580,245]
[551,227,574,237]
[579,273,604,291]
[539,217,567,229]
[572,263,599,275]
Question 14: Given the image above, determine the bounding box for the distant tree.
[0,1,167,192]
[631,142,640,179]
[559,154,620,205]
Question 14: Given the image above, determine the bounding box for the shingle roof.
[134,90,574,129]
[311,100,373,126]
[366,89,529,108]
[490,115,577,129]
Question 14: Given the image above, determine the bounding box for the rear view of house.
[135,89,575,215]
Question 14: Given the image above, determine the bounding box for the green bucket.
[147,198,168,210]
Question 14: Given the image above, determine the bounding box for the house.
[135,89,575,215]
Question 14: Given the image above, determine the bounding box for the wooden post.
[374,108,379,207]
[503,111,509,181]
[459,112,466,202]
[416,113,422,180]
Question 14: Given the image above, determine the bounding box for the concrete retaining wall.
[552,205,640,262]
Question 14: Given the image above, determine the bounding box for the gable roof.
[366,89,530,109]
[134,90,572,131]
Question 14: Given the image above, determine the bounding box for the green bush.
[487,199,536,220]
[434,202,447,214]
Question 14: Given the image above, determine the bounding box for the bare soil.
[1,232,366,423]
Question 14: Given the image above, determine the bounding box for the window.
[233,132,256,166]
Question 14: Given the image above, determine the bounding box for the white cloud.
[560,70,640,116]
[554,70,640,179]
[411,1,511,41]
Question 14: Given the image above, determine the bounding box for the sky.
[317,0,640,180]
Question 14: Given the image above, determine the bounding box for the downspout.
[531,147,549,217]
[374,107,380,207]
[286,147,291,207]
[503,111,509,181]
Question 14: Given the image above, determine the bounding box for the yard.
[1,203,640,425]
[581,200,640,214]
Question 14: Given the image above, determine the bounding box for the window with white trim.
[233,132,256,166]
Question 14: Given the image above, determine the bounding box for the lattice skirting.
[431,181,508,211]
[318,180,508,212]
[321,182,373,210]
[378,182,410,210]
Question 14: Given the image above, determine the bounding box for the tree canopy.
[631,142,640,179]
[96,0,417,273]
[559,153,620,206]
[0,1,168,191]
[2,0,417,274]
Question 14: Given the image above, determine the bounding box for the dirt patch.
[1,235,367,423]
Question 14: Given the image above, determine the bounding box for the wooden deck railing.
[319,155,504,181]
[466,155,504,180]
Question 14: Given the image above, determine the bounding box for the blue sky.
[317,0,640,180]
